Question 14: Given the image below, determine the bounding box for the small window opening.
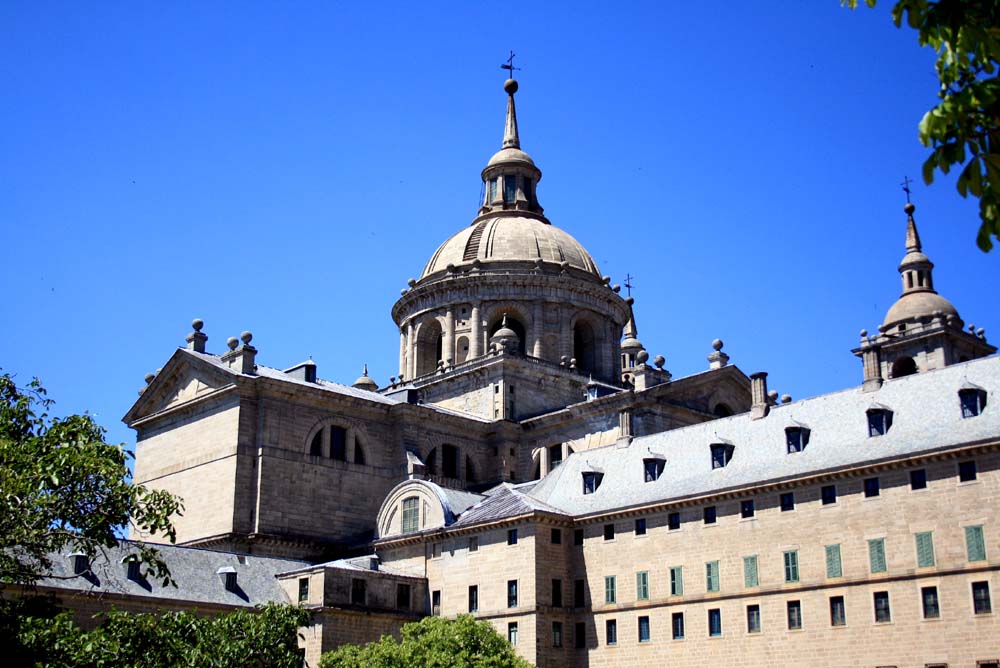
[442,444,459,478]
[710,443,734,469]
[890,356,917,378]
[351,578,367,605]
[504,175,517,203]
[867,408,893,437]
[330,426,347,460]
[582,471,603,494]
[643,458,665,482]
[959,387,988,418]
[71,553,89,576]
[298,577,309,602]
[785,426,810,453]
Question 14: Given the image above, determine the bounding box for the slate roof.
[34,540,307,607]
[526,355,1000,517]
[453,482,566,527]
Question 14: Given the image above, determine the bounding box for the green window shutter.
[706,561,720,592]
[966,525,987,562]
[783,551,799,582]
[605,576,616,604]
[915,532,935,567]
[868,538,887,573]
[743,555,758,588]
[636,572,649,600]
[670,566,684,596]
[825,544,842,578]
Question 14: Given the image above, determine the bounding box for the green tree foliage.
[6,601,310,668]
[319,615,535,668]
[847,0,1000,250]
[0,372,183,585]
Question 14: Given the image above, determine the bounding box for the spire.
[897,201,935,296]
[502,79,520,149]
[904,202,922,253]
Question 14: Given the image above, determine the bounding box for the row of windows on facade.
[300,576,418,611]
[581,388,989,495]
[308,425,365,464]
[528,581,994,651]
[487,174,534,206]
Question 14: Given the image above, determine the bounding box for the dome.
[882,291,959,328]
[487,147,536,168]
[420,215,601,279]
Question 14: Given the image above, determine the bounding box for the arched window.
[416,320,444,376]
[573,321,597,374]
[890,356,917,378]
[488,316,526,355]
[456,335,470,363]
[401,497,420,533]
[309,431,323,457]
[713,403,734,418]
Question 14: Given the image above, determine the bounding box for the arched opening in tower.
[890,356,917,378]
[415,320,444,376]
[573,321,597,375]
[488,316,526,355]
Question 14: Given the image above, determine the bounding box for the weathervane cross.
[501,50,520,76]
[901,176,914,203]
[624,273,635,297]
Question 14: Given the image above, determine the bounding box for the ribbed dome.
[883,291,959,328]
[420,215,600,279]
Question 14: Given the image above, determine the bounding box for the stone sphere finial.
[859,329,867,339]
[400,288,408,296]
[712,338,724,352]
[767,389,779,401]
[407,278,416,287]
[636,350,649,364]
[653,354,665,369]
[227,337,239,350]
[977,327,985,337]
[602,275,611,285]
[192,318,204,332]
[144,372,155,384]
[904,202,915,216]
[781,394,792,404]
[504,78,518,95]
[612,284,621,293]
[625,296,635,306]
[240,331,253,345]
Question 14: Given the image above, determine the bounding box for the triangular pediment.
[123,350,236,425]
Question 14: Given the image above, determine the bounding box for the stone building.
[35,77,1000,667]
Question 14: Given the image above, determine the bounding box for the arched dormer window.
[785,425,810,454]
[959,385,988,418]
[867,406,893,437]
[710,443,734,469]
[401,497,420,534]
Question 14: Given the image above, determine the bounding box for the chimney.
[859,331,884,392]
[750,372,769,420]
[617,408,634,447]
[185,318,207,353]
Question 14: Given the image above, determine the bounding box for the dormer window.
[710,443,734,469]
[785,426,810,454]
[643,458,665,482]
[867,407,894,437]
[959,387,987,418]
[217,566,237,592]
[70,553,89,576]
[401,497,420,534]
[582,471,603,495]
[125,557,141,582]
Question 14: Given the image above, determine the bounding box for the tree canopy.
[847,0,1000,251]
[319,615,535,668]
[0,372,183,586]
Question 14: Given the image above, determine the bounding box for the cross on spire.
[501,50,520,77]
[901,176,913,203]
[624,273,635,297]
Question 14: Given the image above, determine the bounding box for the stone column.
[750,372,769,420]
[444,308,455,368]
[531,303,543,358]
[861,340,884,393]
[405,322,415,380]
[539,445,550,477]
[470,303,482,358]
[399,329,406,377]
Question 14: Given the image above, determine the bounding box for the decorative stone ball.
[712,338,724,351]
[472,259,482,268]
[144,373,155,384]
[401,289,408,296]
[859,329,867,338]
[969,324,977,333]
[612,284,621,293]
[446,263,456,273]
[977,328,985,337]
[504,78,518,94]
[625,296,635,306]
[904,202,915,215]
[654,355,665,369]
[192,318,204,332]
[560,356,568,364]
[602,275,611,285]
[781,394,792,404]
[240,331,253,345]
[227,337,239,350]
[767,390,779,401]
[407,278,416,287]
[636,350,649,364]
[570,358,577,367]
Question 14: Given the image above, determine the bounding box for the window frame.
[708,608,723,637]
[605,618,618,646]
[706,560,720,593]
[507,528,518,546]
[507,579,518,608]
[401,496,420,533]
[703,506,717,525]
[784,550,800,583]
[747,604,761,633]
[787,599,803,630]
[869,537,887,573]
[743,554,759,588]
[468,584,479,613]
[959,460,978,482]
[973,580,992,614]
[864,476,881,498]
[910,468,928,490]
[780,491,795,512]
[921,585,940,619]
[740,499,755,519]
[638,615,651,643]
[671,611,685,640]
[873,591,892,623]
[821,484,837,505]
[830,595,846,627]
[604,575,617,604]
[636,571,649,601]
[670,565,684,596]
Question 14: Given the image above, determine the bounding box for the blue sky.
[2,2,996,451]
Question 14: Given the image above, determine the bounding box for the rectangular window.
[711,444,731,469]
[874,591,891,623]
[432,590,441,615]
[826,544,843,578]
[636,571,649,600]
[670,566,684,596]
[330,426,347,460]
[432,542,442,559]
[704,506,717,524]
[915,531,936,567]
[708,608,722,637]
[552,579,563,607]
[741,499,755,519]
[910,468,927,490]
[644,458,663,482]
[634,518,647,535]
[784,550,800,583]
[507,528,518,545]
[551,528,562,544]
[468,585,479,613]
[574,622,585,649]
[821,484,837,505]
[864,477,881,498]
[351,578,366,605]
[604,523,615,540]
[780,492,795,512]
[959,460,978,482]
[747,604,761,633]
[469,536,479,552]
[402,497,420,533]
[489,178,498,202]
[396,583,411,610]
[574,578,585,607]
[298,577,309,603]
[830,595,846,626]
[672,612,685,639]
[668,511,681,530]
[921,585,940,619]
[507,580,518,608]
[786,428,806,453]
[869,538,887,573]
[706,560,720,592]
[867,410,892,436]
[507,622,518,646]
[442,444,458,478]
[574,528,584,546]
[744,555,759,588]
[638,615,650,642]
[582,472,599,494]
[604,575,616,604]
[606,619,617,645]
[787,600,802,629]
[504,175,517,203]
[552,621,563,648]
[966,525,987,561]
[960,388,987,417]
[973,581,992,614]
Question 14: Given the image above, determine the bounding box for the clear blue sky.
[2,2,996,452]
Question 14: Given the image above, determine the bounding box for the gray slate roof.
[35,540,308,608]
[454,482,565,526]
[527,355,1000,517]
